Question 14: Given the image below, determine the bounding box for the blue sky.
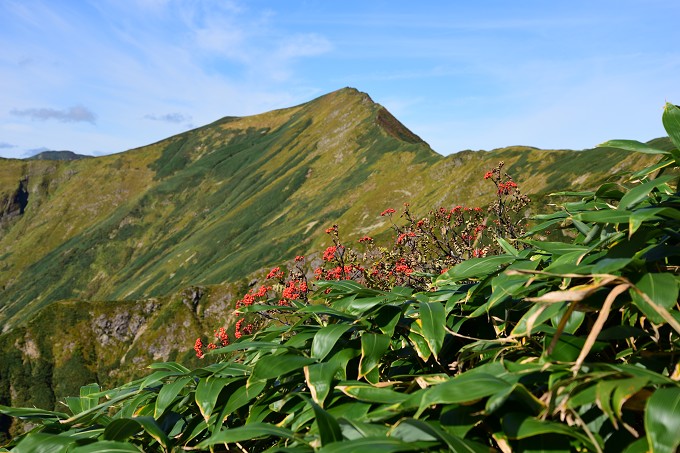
[1,0,679,158]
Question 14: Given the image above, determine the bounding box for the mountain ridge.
[25,150,93,161]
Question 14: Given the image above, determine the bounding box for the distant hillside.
[25,150,93,161]
[0,88,662,429]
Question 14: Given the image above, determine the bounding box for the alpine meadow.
[0,89,679,452]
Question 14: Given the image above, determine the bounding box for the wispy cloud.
[0,142,16,149]
[10,105,97,124]
[144,113,192,124]
[21,146,50,157]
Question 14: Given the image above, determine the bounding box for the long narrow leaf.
[154,376,193,417]
[645,387,680,453]
[662,103,680,151]
[311,324,353,360]
[419,302,446,358]
[196,423,299,448]
[598,139,670,155]
[358,334,391,382]
[249,354,316,382]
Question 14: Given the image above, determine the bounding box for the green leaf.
[419,302,446,358]
[358,334,391,382]
[223,378,267,414]
[390,418,488,452]
[196,423,298,448]
[305,363,340,407]
[0,405,68,421]
[205,340,291,355]
[592,257,632,274]
[496,237,520,256]
[311,324,353,360]
[12,433,75,453]
[154,376,192,417]
[193,362,250,377]
[249,354,316,382]
[317,436,418,453]
[631,159,676,180]
[624,438,651,453]
[502,412,597,450]
[139,370,183,390]
[70,441,143,452]
[440,405,482,438]
[437,255,516,284]
[599,139,670,155]
[338,418,389,440]
[337,382,410,404]
[117,391,154,419]
[573,209,633,224]
[134,416,171,450]
[389,419,437,443]
[521,240,588,256]
[596,182,626,200]
[408,324,432,362]
[662,102,680,151]
[630,207,680,237]
[65,396,83,415]
[195,376,233,421]
[416,373,510,415]
[309,400,343,446]
[317,280,381,297]
[79,383,102,411]
[611,377,649,420]
[148,362,190,373]
[342,296,389,316]
[63,388,138,425]
[645,387,680,453]
[512,302,565,337]
[524,218,566,236]
[545,333,586,362]
[619,175,675,211]
[630,273,679,324]
[325,347,361,381]
[481,272,531,316]
[297,304,358,321]
[103,418,142,441]
[485,383,544,416]
[373,304,403,337]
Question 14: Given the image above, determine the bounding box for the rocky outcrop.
[0,177,28,225]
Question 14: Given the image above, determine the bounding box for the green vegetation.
[1,103,678,451]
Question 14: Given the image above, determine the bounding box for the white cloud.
[10,105,97,124]
[144,113,193,124]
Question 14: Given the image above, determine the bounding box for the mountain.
[0,88,661,437]
[25,150,93,161]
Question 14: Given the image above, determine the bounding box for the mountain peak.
[26,150,93,161]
